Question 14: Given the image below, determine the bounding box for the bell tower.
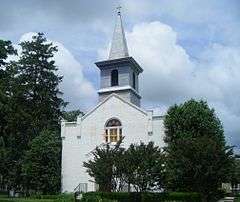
[95,7,143,107]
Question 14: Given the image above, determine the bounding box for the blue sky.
[1,0,240,152]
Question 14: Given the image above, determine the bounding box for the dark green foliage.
[0,137,10,189]
[83,140,165,192]
[22,130,61,194]
[166,137,233,200]
[81,192,201,202]
[83,139,125,192]
[81,192,141,202]
[142,192,201,202]
[0,193,74,202]
[231,159,240,188]
[16,33,66,134]
[0,40,16,67]
[123,142,165,192]
[0,39,17,190]
[164,99,234,202]
[62,110,84,122]
[0,34,66,193]
[164,99,225,146]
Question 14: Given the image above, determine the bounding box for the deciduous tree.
[164,99,234,202]
[83,139,125,192]
[123,142,165,192]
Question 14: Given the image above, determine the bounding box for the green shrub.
[170,192,201,201]
[29,194,59,199]
[81,192,140,202]
[234,197,240,202]
[28,193,74,201]
[0,193,74,202]
[54,193,74,202]
[142,192,201,202]
[81,192,201,202]
[141,192,168,202]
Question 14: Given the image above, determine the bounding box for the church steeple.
[108,6,129,60]
[95,7,143,107]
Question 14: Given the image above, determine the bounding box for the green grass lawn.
[0,199,55,202]
[0,193,74,202]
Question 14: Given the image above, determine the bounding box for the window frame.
[104,118,122,143]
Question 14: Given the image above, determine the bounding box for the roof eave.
[95,57,143,73]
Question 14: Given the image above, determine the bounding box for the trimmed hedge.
[80,192,140,202]
[29,195,59,199]
[81,192,201,202]
[142,192,201,202]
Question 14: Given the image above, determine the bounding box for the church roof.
[108,7,129,60]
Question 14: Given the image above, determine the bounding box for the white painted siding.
[61,95,165,192]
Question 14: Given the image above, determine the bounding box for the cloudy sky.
[1,0,240,152]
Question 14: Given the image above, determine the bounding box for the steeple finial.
[108,6,129,60]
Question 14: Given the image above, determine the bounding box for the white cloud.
[100,21,240,148]
[127,21,218,104]
[18,32,97,111]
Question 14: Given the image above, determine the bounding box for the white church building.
[61,9,165,193]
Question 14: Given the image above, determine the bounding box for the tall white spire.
[108,6,129,60]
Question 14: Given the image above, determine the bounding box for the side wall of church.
[61,122,84,192]
[151,116,165,146]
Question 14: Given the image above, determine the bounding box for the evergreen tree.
[22,129,61,194]
[0,39,16,67]
[0,39,16,138]
[0,34,66,192]
[17,33,66,135]
[0,39,17,190]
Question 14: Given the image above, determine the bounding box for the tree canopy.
[84,140,165,193]
[22,129,61,194]
[123,142,165,192]
[0,33,67,193]
[164,99,234,202]
[62,110,84,122]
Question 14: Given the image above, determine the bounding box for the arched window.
[111,69,118,86]
[132,72,136,89]
[104,118,122,143]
